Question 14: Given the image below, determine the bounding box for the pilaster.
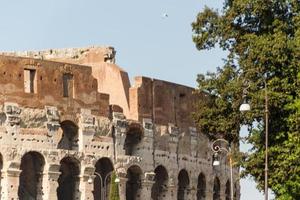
[81,166,95,200]
[113,112,127,157]
[118,177,128,200]
[187,187,197,200]
[6,167,21,200]
[140,179,155,200]
[47,169,61,200]
[165,184,177,200]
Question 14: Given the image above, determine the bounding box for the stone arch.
[151,165,169,200]
[93,157,114,200]
[18,151,45,200]
[197,173,206,200]
[225,179,230,200]
[126,165,142,200]
[58,120,79,150]
[124,122,143,156]
[60,114,78,124]
[213,177,221,200]
[57,156,81,200]
[177,169,190,200]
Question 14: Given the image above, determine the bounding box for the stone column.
[37,172,46,200]
[47,170,61,200]
[113,112,127,157]
[74,175,82,200]
[6,168,21,200]
[139,179,155,200]
[79,108,96,152]
[81,173,94,200]
[118,177,128,200]
[204,176,214,200]
[165,185,177,200]
[0,170,5,200]
[187,187,197,200]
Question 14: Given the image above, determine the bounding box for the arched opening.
[213,177,221,200]
[151,165,169,200]
[57,157,80,200]
[124,124,142,156]
[197,173,206,200]
[93,157,114,200]
[225,180,230,200]
[177,169,190,200]
[58,120,79,150]
[18,151,45,200]
[126,165,142,200]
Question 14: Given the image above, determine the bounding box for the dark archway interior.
[124,127,142,156]
[151,165,169,200]
[57,157,80,200]
[177,169,190,200]
[126,165,142,200]
[58,120,79,150]
[0,154,2,199]
[234,183,238,199]
[93,158,114,200]
[225,180,230,200]
[197,173,206,200]
[18,152,45,200]
[213,177,221,200]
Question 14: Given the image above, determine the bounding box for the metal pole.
[240,69,269,200]
[264,79,269,200]
[103,171,113,200]
[95,172,103,200]
[229,155,234,200]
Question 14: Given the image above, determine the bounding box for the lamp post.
[88,171,116,200]
[239,74,269,200]
[211,138,234,200]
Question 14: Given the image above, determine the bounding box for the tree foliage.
[109,172,120,200]
[192,0,300,199]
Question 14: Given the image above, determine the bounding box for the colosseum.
[0,46,239,200]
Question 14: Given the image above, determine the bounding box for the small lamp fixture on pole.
[212,153,221,166]
[239,101,251,112]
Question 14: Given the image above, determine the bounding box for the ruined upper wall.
[129,76,196,128]
[1,46,198,129]
[0,55,109,116]
[1,47,131,117]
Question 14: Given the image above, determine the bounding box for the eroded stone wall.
[0,49,240,200]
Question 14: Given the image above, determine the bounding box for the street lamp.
[88,171,117,200]
[211,139,234,200]
[239,73,269,200]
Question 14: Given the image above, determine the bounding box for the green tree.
[191,1,300,199]
[109,172,120,200]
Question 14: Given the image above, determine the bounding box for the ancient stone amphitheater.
[0,47,239,200]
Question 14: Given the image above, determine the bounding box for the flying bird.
[162,13,168,19]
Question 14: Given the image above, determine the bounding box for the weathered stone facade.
[0,47,240,200]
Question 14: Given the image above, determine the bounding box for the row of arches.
[129,164,231,200]
[0,151,114,200]
[18,152,82,200]
[0,152,234,200]
[57,120,143,156]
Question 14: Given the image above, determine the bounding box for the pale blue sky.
[0,0,267,199]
